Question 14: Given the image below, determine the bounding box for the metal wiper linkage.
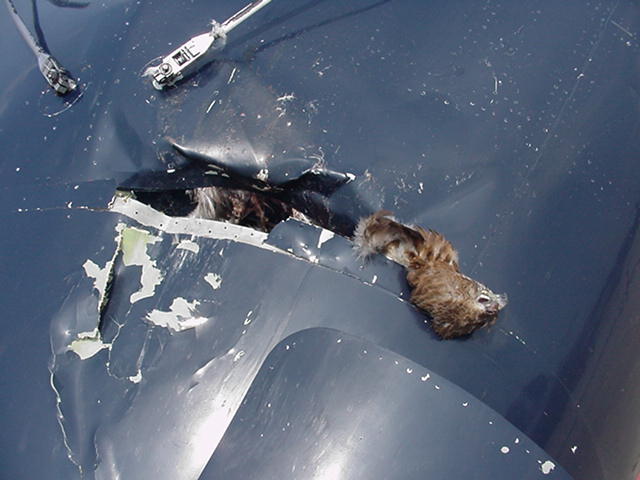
[145,0,274,90]
[4,0,78,95]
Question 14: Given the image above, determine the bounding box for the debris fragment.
[205,273,223,290]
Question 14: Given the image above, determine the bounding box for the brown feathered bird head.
[407,265,508,339]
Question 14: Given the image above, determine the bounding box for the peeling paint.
[540,460,556,474]
[570,445,578,454]
[110,195,277,252]
[177,239,200,254]
[500,446,510,454]
[119,225,163,303]
[128,370,143,384]
[317,229,334,248]
[146,298,208,332]
[83,226,123,312]
[204,273,223,290]
[83,260,113,311]
[69,329,110,359]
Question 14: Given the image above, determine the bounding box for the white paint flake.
[244,311,253,325]
[176,239,200,254]
[232,350,245,362]
[276,93,295,102]
[128,370,142,383]
[146,298,208,332]
[500,446,510,454]
[571,445,578,454]
[69,329,110,360]
[421,374,430,381]
[204,273,223,290]
[317,229,334,248]
[371,275,378,284]
[540,460,556,475]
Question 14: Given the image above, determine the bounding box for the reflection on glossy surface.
[1,0,639,479]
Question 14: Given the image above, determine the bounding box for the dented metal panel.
[1,0,640,479]
[200,328,571,479]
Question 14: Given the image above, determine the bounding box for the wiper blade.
[145,0,274,90]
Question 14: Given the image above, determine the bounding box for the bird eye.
[477,295,491,304]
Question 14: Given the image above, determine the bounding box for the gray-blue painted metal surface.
[1,0,639,479]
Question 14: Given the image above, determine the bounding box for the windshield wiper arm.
[4,0,77,95]
[145,0,274,90]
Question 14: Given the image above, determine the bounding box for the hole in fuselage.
[127,186,311,233]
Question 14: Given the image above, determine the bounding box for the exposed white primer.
[146,298,208,332]
[500,446,510,454]
[119,225,163,304]
[69,329,110,360]
[204,273,223,290]
[110,195,277,252]
[82,225,123,311]
[83,260,113,309]
[540,460,556,474]
[421,374,430,381]
[128,370,142,383]
[176,239,200,254]
[571,445,578,454]
[317,229,334,248]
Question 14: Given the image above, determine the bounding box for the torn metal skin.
[47,194,573,479]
